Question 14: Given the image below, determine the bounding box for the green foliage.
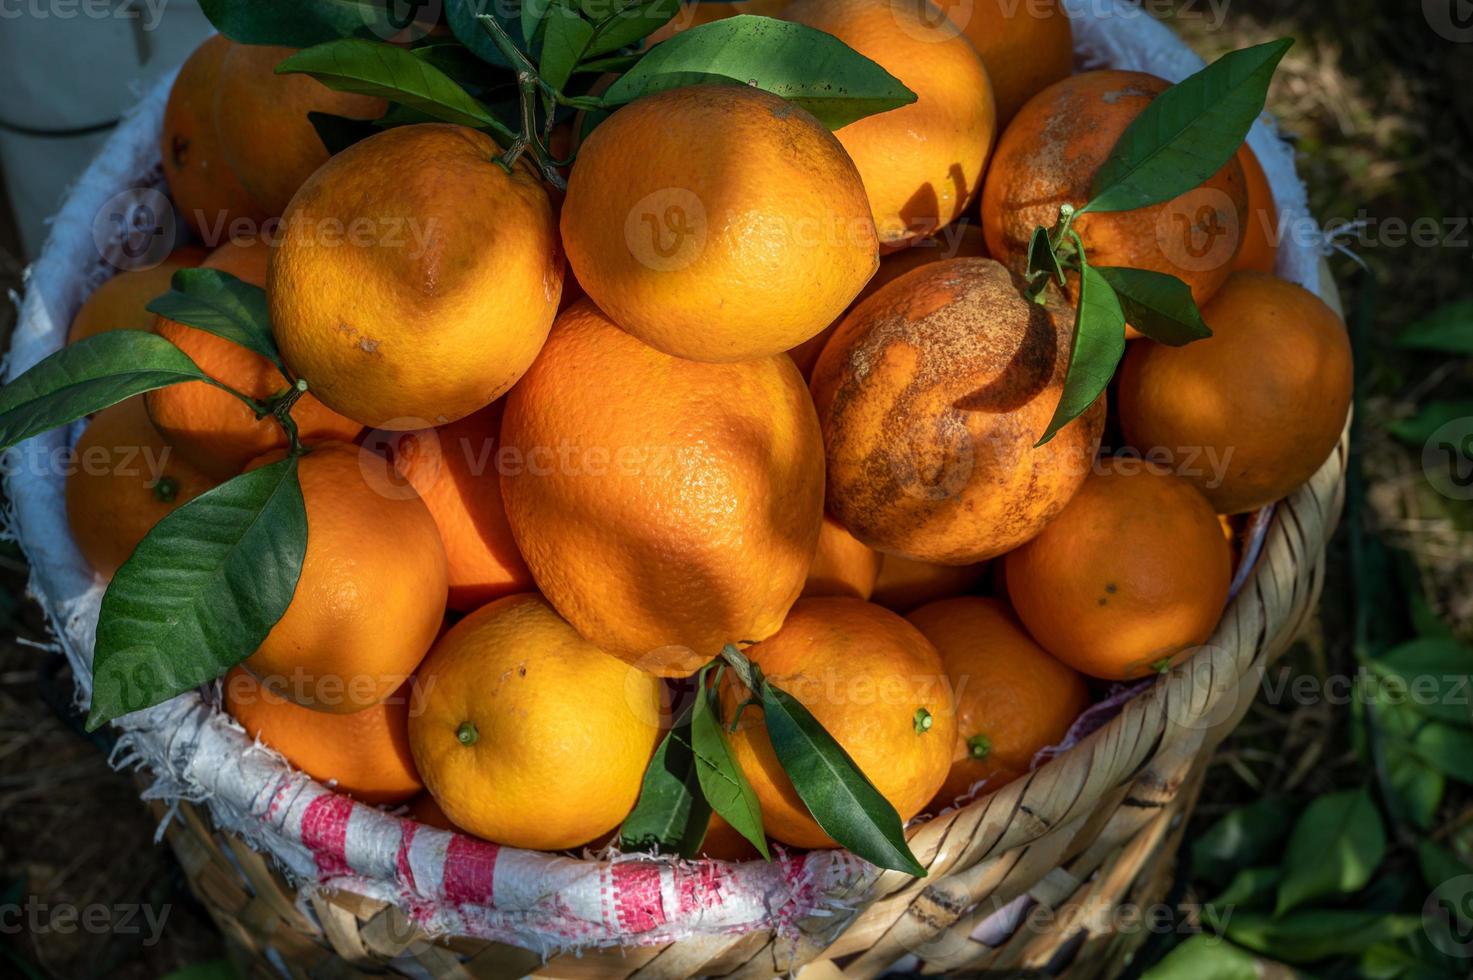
[619,704,711,858]
[1397,301,1473,355]
[689,665,770,859]
[88,459,308,729]
[1275,788,1387,914]
[1037,253,1124,446]
[148,269,283,372]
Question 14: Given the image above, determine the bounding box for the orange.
[160,35,265,240]
[389,403,533,612]
[803,514,882,600]
[408,594,665,851]
[939,0,1074,125]
[1004,459,1232,680]
[223,668,422,805]
[147,238,363,478]
[787,220,987,377]
[906,597,1089,806]
[811,257,1104,563]
[1234,144,1279,274]
[213,43,385,216]
[270,124,564,429]
[721,597,955,849]
[244,442,447,712]
[407,793,462,833]
[65,398,217,578]
[67,246,207,344]
[501,301,824,677]
[699,813,762,862]
[783,0,996,248]
[871,554,989,612]
[1118,270,1353,515]
[982,70,1248,311]
[560,85,877,362]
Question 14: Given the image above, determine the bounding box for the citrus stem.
[913,707,933,734]
[456,721,479,746]
[267,379,311,458]
[152,475,179,504]
[477,14,571,192]
[967,734,992,759]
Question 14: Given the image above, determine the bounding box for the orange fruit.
[871,554,989,612]
[1004,460,1232,680]
[67,246,208,344]
[389,403,533,613]
[147,238,363,478]
[560,85,878,362]
[407,793,463,833]
[782,0,996,248]
[906,597,1089,805]
[803,514,882,600]
[811,257,1104,563]
[213,43,385,216]
[1234,144,1279,274]
[1118,270,1353,515]
[408,594,665,851]
[501,301,825,678]
[939,0,1074,125]
[160,35,265,239]
[698,813,763,862]
[223,667,422,805]
[270,124,564,429]
[65,398,217,578]
[721,597,955,849]
[982,70,1248,310]
[787,221,987,377]
[244,442,447,712]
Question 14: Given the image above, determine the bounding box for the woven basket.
[4,3,1346,977]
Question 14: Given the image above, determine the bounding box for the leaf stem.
[268,379,310,457]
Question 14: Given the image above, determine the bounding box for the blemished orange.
[560,85,878,362]
[1234,144,1280,274]
[390,403,533,612]
[213,43,385,216]
[788,221,987,377]
[65,398,217,578]
[906,597,1089,806]
[244,442,448,712]
[803,514,882,600]
[67,246,207,344]
[270,124,564,429]
[982,70,1248,310]
[721,597,955,849]
[223,668,422,805]
[160,35,265,239]
[939,0,1074,125]
[871,554,989,613]
[1004,460,1233,680]
[408,594,665,850]
[811,257,1104,564]
[782,0,996,248]
[147,239,363,478]
[501,301,825,677]
[1118,270,1353,515]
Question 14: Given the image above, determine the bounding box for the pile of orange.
[63,2,1350,857]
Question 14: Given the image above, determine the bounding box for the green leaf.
[1036,253,1124,446]
[1418,839,1473,895]
[620,706,711,858]
[1094,267,1211,345]
[277,39,510,136]
[1141,935,1261,980]
[1275,788,1387,915]
[445,0,522,69]
[1387,747,1446,830]
[1370,638,1473,727]
[1026,227,1065,289]
[585,0,683,57]
[1191,796,1297,885]
[1084,39,1293,214]
[0,331,210,451]
[601,16,916,130]
[1398,301,1473,355]
[760,684,925,876]
[1412,722,1473,783]
[1225,910,1422,964]
[522,0,555,45]
[308,110,381,154]
[158,961,241,980]
[1209,865,1280,910]
[148,269,283,372]
[1361,944,1462,980]
[199,0,403,47]
[690,670,770,859]
[539,3,596,92]
[1386,401,1473,448]
[88,460,307,730]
